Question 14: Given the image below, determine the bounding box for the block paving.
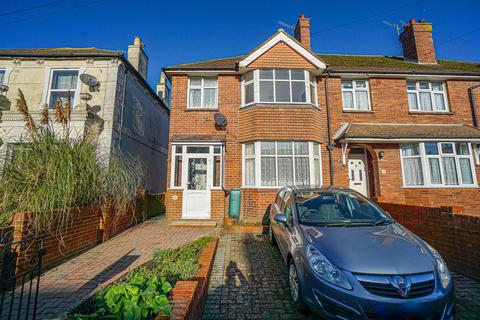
[32,217,216,319]
[203,233,480,320]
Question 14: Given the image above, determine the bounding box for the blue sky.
[2,0,479,86]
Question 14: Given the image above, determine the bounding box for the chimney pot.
[294,14,311,50]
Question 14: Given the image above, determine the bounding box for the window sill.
[240,103,319,110]
[408,111,453,115]
[401,185,478,189]
[342,109,374,114]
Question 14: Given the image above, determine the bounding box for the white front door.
[182,156,211,219]
[348,154,369,197]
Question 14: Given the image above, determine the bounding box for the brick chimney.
[399,18,436,64]
[128,36,149,79]
[294,14,311,50]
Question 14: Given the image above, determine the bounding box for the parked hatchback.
[268,186,455,320]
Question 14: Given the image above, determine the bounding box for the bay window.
[243,141,322,187]
[407,81,449,112]
[400,142,476,187]
[341,79,371,111]
[242,70,317,106]
[187,77,218,109]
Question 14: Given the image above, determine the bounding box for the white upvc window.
[187,77,218,109]
[400,142,477,188]
[47,69,79,109]
[407,81,449,112]
[241,69,317,107]
[242,141,322,188]
[170,143,223,189]
[341,79,371,111]
[0,69,5,84]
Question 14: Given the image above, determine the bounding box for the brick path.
[32,217,216,319]
[203,233,480,320]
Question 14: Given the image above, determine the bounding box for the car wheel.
[288,260,308,311]
[269,224,277,246]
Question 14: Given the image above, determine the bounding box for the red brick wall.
[241,188,277,223]
[378,202,480,280]
[247,41,315,69]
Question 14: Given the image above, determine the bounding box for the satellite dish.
[214,112,228,128]
[80,73,101,91]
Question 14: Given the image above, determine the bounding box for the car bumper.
[300,267,455,320]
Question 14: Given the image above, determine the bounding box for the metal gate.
[0,232,45,320]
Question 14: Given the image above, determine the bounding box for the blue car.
[268,186,455,320]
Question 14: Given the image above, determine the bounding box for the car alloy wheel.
[289,263,300,302]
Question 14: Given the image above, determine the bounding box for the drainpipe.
[324,71,334,185]
[468,84,480,128]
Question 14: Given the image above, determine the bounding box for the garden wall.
[378,202,480,281]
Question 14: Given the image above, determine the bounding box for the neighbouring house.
[163,15,480,223]
[0,37,170,193]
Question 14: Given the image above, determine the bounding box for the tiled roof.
[335,123,480,141]
[164,54,480,74]
[0,48,123,58]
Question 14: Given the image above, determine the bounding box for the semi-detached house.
[163,15,480,223]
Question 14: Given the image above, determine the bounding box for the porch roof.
[334,123,480,143]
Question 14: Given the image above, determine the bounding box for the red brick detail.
[400,19,436,64]
[239,106,323,143]
[241,189,277,223]
[247,41,316,69]
[163,238,219,320]
[224,224,266,234]
[378,202,480,280]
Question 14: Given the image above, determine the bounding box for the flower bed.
[68,236,217,320]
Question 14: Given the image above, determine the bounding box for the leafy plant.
[0,89,141,233]
[73,275,172,320]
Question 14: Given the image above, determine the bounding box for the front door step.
[170,220,217,228]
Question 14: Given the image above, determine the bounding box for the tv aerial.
[278,20,294,32]
[383,20,402,37]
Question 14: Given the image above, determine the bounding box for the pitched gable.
[247,41,316,69]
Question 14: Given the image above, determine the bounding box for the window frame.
[399,142,477,188]
[241,69,317,107]
[341,79,372,111]
[186,77,218,109]
[242,141,322,188]
[46,69,81,109]
[0,69,6,85]
[170,143,223,189]
[407,81,449,113]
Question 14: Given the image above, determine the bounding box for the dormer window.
[242,69,317,107]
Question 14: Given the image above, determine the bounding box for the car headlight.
[306,243,352,290]
[427,243,451,289]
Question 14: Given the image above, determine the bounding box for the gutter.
[324,71,334,185]
[468,84,480,128]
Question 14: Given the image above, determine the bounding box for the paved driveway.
[203,233,479,320]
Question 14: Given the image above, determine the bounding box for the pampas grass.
[0,90,141,234]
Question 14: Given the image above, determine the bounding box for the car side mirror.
[274,213,287,224]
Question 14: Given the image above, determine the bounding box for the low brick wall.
[164,238,218,320]
[378,202,480,281]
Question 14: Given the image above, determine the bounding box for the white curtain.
[403,158,424,185]
[442,157,458,185]
[245,158,255,186]
[277,142,292,155]
[355,91,369,110]
[52,71,77,89]
[419,92,433,111]
[295,142,308,155]
[261,157,276,186]
[459,159,473,184]
[278,157,294,186]
[434,93,445,110]
[313,158,321,185]
[295,157,310,185]
[428,158,442,184]
[189,88,201,107]
[408,93,418,110]
[203,88,216,108]
[342,91,354,109]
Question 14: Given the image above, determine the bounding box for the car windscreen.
[295,191,392,225]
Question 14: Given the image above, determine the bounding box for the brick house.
[163,15,480,222]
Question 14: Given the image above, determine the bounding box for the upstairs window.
[48,70,79,109]
[407,81,448,112]
[0,69,5,84]
[242,70,317,106]
[341,80,371,111]
[187,77,218,109]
